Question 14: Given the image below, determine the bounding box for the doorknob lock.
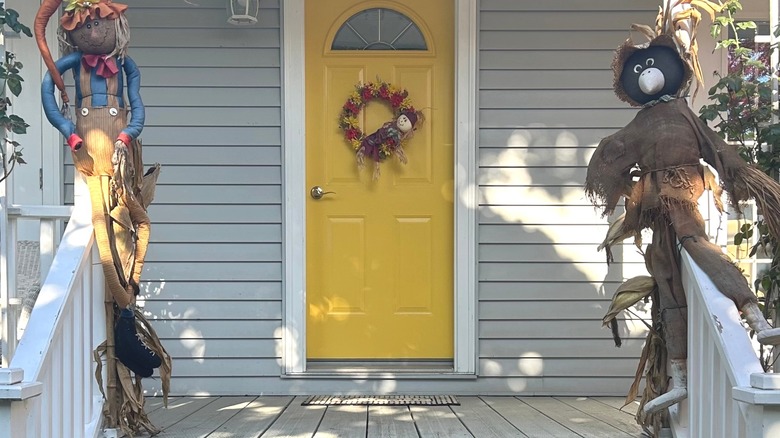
[310,186,335,200]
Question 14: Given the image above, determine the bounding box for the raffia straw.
[735,166,780,241]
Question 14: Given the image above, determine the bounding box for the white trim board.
[281,0,478,375]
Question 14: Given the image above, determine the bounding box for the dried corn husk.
[602,276,657,327]
[597,213,640,264]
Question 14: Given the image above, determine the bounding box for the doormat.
[301,395,459,406]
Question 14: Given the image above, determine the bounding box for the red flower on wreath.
[389,93,404,107]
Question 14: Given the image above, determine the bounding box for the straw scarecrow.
[586,0,780,431]
[36,0,169,433]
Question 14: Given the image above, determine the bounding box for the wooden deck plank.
[556,397,643,436]
[451,397,527,437]
[520,397,632,438]
[145,396,175,413]
[153,396,255,438]
[410,405,473,437]
[367,405,419,438]
[208,396,293,438]
[595,396,642,416]
[260,396,327,438]
[146,396,220,433]
[481,396,578,437]
[314,405,369,437]
[141,396,643,437]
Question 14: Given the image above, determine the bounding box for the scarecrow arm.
[585,132,638,216]
[682,104,749,185]
[116,56,145,146]
[41,52,81,150]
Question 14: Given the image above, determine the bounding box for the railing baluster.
[39,218,56,284]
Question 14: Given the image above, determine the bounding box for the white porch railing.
[1,204,73,363]
[670,249,780,437]
[0,177,108,437]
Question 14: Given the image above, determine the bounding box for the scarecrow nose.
[639,68,665,95]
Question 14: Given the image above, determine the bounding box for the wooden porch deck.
[138,395,645,437]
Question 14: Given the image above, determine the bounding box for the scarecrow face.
[397,114,413,133]
[619,45,685,105]
[69,17,117,55]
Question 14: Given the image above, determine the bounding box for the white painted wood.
[454,0,479,376]
[281,0,308,375]
[0,166,13,365]
[674,249,766,438]
[1,182,106,436]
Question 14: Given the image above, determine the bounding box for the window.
[331,8,427,51]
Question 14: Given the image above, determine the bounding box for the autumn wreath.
[339,81,424,179]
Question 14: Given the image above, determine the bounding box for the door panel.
[305,0,453,359]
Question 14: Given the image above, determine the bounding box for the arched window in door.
[331,8,427,51]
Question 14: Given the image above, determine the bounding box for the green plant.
[0,4,29,183]
[700,0,780,371]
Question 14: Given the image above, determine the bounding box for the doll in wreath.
[35,0,167,380]
[585,0,780,420]
[357,110,423,179]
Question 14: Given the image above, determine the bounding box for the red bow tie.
[82,54,119,78]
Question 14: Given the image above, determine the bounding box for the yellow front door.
[305,0,454,360]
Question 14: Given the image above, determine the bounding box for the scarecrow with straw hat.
[35,0,169,433]
[587,0,780,432]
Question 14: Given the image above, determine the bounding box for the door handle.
[310,186,335,200]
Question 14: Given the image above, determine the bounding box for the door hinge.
[39,168,43,190]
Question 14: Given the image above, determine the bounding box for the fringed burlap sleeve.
[585,130,640,217]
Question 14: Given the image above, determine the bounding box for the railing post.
[0,368,42,438]
[733,374,780,437]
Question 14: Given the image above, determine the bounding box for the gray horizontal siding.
[475,0,656,397]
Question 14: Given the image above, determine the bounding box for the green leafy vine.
[0,4,30,183]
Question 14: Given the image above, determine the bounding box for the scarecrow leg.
[642,219,688,416]
[669,207,780,345]
[87,175,134,308]
[125,193,150,292]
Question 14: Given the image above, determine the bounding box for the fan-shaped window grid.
[331,8,427,51]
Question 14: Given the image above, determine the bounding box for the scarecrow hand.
[112,141,132,198]
[67,133,83,151]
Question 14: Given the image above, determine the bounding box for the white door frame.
[281,0,477,375]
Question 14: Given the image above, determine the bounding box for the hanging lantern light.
[227,0,259,25]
